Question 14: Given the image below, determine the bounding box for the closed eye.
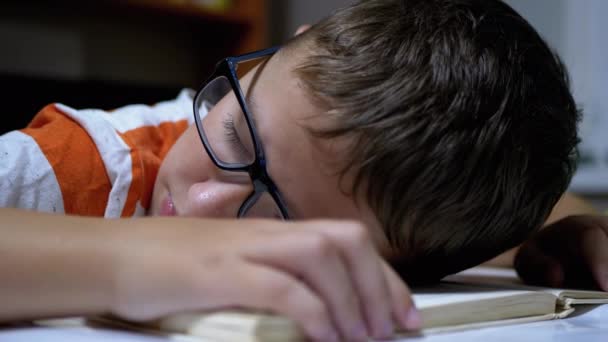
[222,114,252,160]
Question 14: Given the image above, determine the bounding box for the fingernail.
[327,330,339,342]
[371,319,394,340]
[402,307,422,330]
[353,323,368,341]
[382,319,395,339]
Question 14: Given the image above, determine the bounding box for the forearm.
[485,193,598,268]
[0,208,119,321]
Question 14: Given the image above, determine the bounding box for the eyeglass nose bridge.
[247,158,272,187]
[236,162,270,217]
[236,162,287,219]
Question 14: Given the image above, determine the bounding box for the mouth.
[159,193,177,216]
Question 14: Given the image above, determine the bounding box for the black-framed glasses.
[193,46,290,219]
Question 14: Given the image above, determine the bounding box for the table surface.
[2,267,608,342]
[2,308,608,342]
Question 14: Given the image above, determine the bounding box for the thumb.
[581,223,608,291]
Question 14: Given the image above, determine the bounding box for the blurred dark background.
[0,0,350,134]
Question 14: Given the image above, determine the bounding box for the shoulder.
[0,110,68,213]
[0,90,194,216]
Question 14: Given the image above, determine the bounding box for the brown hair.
[284,0,580,283]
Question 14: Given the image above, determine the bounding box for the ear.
[294,24,311,36]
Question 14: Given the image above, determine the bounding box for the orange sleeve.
[21,104,111,216]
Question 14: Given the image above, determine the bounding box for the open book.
[87,267,608,341]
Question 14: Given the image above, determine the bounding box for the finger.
[303,221,395,339]
[215,262,339,342]
[243,230,368,342]
[580,221,608,291]
[515,240,564,287]
[382,261,422,331]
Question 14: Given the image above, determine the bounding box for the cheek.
[157,124,212,186]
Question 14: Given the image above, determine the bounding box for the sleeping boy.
[1,1,605,341]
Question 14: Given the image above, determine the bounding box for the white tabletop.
[2,305,607,342]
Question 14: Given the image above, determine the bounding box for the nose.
[184,179,253,218]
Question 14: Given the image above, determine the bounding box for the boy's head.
[152,0,580,282]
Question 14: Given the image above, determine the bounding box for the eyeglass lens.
[195,56,286,219]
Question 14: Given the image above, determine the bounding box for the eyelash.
[222,115,251,157]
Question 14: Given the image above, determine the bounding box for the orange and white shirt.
[0,89,194,217]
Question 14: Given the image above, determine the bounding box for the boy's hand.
[110,218,421,341]
[515,214,608,291]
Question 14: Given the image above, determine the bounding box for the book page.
[443,266,608,304]
[413,282,533,308]
[412,282,557,329]
[542,288,608,301]
[89,313,305,342]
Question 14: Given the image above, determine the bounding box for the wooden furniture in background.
[122,0,268,56]
[1,0,268,133]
